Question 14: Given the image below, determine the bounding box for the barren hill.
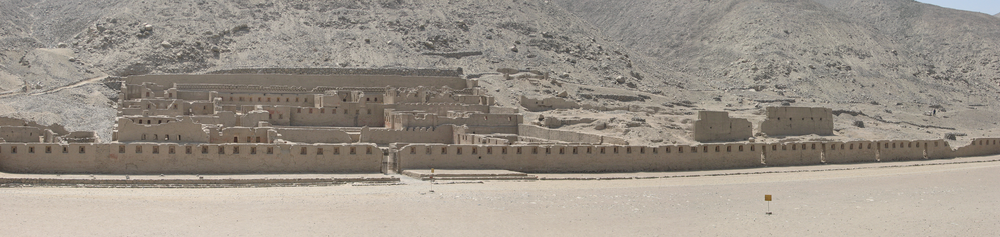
[552,0,1000,142]
[0,0,998,145]
[556,0,1000,103]
[0,0,654,141]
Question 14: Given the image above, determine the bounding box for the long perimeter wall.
[398,138,1000,173]
[1,139,998,174]
[0,143,382,174]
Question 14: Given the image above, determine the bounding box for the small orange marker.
[764,194,772,215]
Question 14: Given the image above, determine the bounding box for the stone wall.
[760,107,834,136]
[0,143,382,174]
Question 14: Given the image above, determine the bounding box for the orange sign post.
[764,194,772,215]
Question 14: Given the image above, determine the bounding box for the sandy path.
[28,75,108,96]
[2,158,999,236]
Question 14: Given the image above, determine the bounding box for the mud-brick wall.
[396,144,763,173]
[396,144,648,173]
[273,128,354,144]
[0,126,48,143]
[393,103,491,115]
[692,111,752,142]
[954,138,1000,158]
[822,141,878,164]
[456,133,511,145]
[922,140,955,160]
[763,142,823,166]
[361,126,454,144]
[288,104,386,127]
[0,143,381,174]
[518,124,603,144]
[666,144,763,171]
[176,90,211,101]
[876,140,926,161]
[759,107,834,136]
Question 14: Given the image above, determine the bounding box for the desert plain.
[3,155,998,236]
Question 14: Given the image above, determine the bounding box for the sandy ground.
[3,157,1000,236]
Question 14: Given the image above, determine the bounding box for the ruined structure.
[692,111,752,142]
[759,107,834,136]
[0,69,627,174]
[0,118,99,144]
[0,69,999,175]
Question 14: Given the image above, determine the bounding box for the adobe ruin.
[692,111,752,142]
[759,106,834,136]
[0,69,998,175]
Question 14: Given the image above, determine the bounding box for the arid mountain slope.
[0,0,659,141]
[555,0,1000,105]
[50,0,648,88]
[0,0,998,144]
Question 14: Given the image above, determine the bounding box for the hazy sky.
[915,0,1000,15]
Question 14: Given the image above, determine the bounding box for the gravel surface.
[3,155,1000,236]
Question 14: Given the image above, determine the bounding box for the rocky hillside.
[0,0,653,141]
[1,0,999,145]
[556,0,1000,104]
[550,0,1000,142]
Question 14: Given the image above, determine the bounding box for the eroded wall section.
[692,111,752,142]
[760,107,833,136]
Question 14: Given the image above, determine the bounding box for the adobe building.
[692,111,752,142]
[104,69,624,149]
[759,106,834,137]
[1,68,999,176]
